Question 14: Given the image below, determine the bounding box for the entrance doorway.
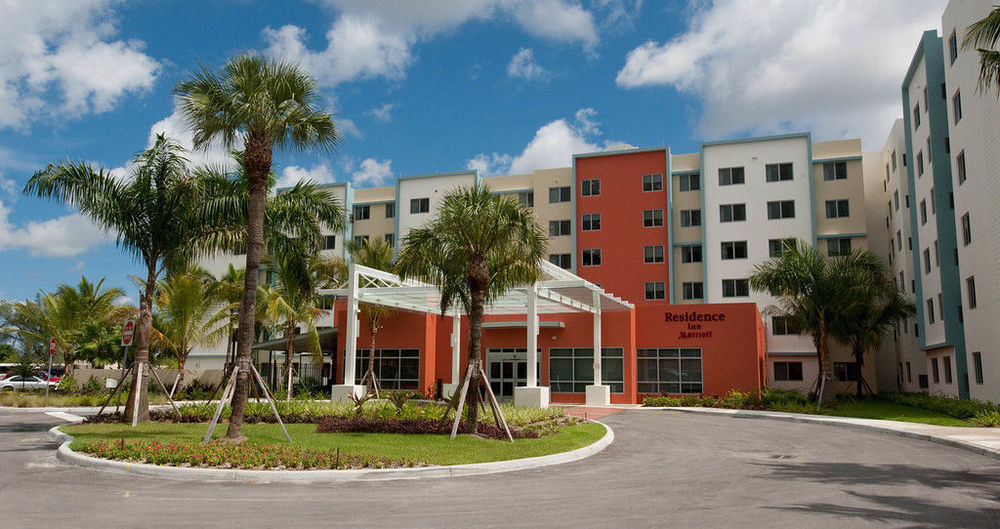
[485,348,540,400]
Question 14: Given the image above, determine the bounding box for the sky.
[0,0,948,303]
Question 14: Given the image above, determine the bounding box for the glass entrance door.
[489,359,527,399]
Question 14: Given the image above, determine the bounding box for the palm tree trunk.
[123,264,156,422]
[285,324,296,400]
[464,259,488,434]
[853,343,865,399]
[817,320,835,405]
[226,132,272,441]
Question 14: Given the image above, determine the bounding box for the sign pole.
[45,337,55,400]
[120,319,136,416]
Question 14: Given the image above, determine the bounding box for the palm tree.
[214,265,245,373]
[151,266,233,394]
[749,241,883,404]
[396,184,546,431]
[24,136,225,421]
[175,54,340,441]
[830,262,916,399]
[347,237,395,397]
[259,249,341,399]
[963,5,1000,94]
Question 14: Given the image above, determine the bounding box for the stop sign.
[121,319,136,347]
[48,337,55,356]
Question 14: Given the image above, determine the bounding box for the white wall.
[396,172,477,242]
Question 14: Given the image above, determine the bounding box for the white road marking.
[45,411,85,423]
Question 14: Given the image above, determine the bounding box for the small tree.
[396,184,546,432]
[347,237,395,397]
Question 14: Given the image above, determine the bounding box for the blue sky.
[0,0,947,302]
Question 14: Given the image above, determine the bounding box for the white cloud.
[0,0,160,129]
[507,48,547,80]
[369,103,395,122]
[0,198,110,258]
[147,103,235,169]
[351,158,393,186]
[615,0,948,146]
[336,117,363,138]
[468,108,602,175]
[264,0,599,87]
[277,164,337,189]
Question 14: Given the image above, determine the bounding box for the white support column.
[586,290,610,406]
[442,311,462,398]
[516,284,549,408]
[332,261,365,401]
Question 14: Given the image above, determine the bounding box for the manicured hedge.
[314,417,539,439]
[883,392,1000,426]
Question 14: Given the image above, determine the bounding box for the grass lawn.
[62,421,607,466]
[827,399,976,427]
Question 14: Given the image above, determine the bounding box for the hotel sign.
[664,311,726,339]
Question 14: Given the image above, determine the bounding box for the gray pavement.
[1,408,999,528]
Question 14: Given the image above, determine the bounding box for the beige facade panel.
[813,158,867,238]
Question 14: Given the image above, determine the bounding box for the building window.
[722,278,749,298]
[410,197,430,214]
[353,204,371,220]
[765,163,793,182]
[643,209,664,227]
[920,200,927,225]
[949,30,958,64]
[582,248,601,266]
[384,233,394,246]
[927,137,932,163]
[772,316,801,336]
[931,357,940,384]
[934,240,940,266]
[517,191,534,207]
[353,235,369,245]
[581,179,601,197]
[823,161,847,181]
[906,361,912,383]
[827,238,852,257]
[967,276,977,309]
[548,253,571,269]
[973,352,984,384]
[681,245,702,263]
[581,213,601,231]
[916,151,924,176]
[644,282,666,300]
[549,186,571,203]
[825,199,849,219]
[679,173,700,192]
[721,241,748,260]
[384,202,395,218]
[923,249,931,274]
[961,213,971,246]
[719,203,746,222]
[642,173,663,192]
[891,150,897,171]
[943,356,953,384]
[550,347,624,394]
[644,245,665,264]
[682,282,703,300]
[896,231,902,251]
[957,151,966,184]
[323,235,337,250]
[953,90,962,124]
[350,349,419,389]
[927,298,935,324]
[893,190,899,210]
[548,220,571,237]
[637,348,702,394]
[913,103,921,129]
[767,200,795,220]
[680,209,702,227]
[718,166,745,185]
[834,362,861,382]
[930,187,936,214]
[774,361,803,381]
[768,238,795,258]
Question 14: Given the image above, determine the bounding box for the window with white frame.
[645,281,666,300]
[353,204,371,220]
[768,238,795,257]
[549,253,571,269]
[349,349,419,389]
[643,209,664,227]
[548,220,571,237]
[766,200,795,219]
[642,173,663,192]
[680,209,701,227]
[961,213,971,245]
[719,203,746,222]
[825,199,849,218]
[721,278,749,297]
[773,361,803,381]
[323,235,337,250]
[953,90,962,124]
[681,245,702,263]
[823,161,848,181]
[581,213,601,231]
[721,241,747,260]
[718,167,745,185]
[765,163,793,182]
[682,282,703,300]
[549,186,571,203]
[581,179,600,196]
[644,245,664,263]
[549,347,624,393]
[517,191,534,207]
[956,150,966,184]
[679,173,700,191]
[410,197,430,214]
[385,202,395,218]
[827,238,852,257]
[582,248,602,266]
[772,316,801,335]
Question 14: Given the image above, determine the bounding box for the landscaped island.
[60,399,607,470]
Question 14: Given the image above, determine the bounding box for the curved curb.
[659,406,1000,461]
[47,421,613,483]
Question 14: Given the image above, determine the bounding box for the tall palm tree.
[259,249,341,399]
[176,54,340,441]
[151,266,233,393]
[830,263,916,398]
[963,5,1000,94]
[24,136,225,421]
[347,237,395,397]
[396,184,546,431]
[749,241,883,404]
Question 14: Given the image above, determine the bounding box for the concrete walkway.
[659,406,1000,460]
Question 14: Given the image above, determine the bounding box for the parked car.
[36,372,61,383]
[0,375,59,391]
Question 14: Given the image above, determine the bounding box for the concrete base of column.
[330,384,366,402]
[514,386,550,408]
[441,383,461,400]
[585,384,611,406]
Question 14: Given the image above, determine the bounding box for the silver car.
[0,375,59,391]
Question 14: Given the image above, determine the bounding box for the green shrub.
[972,410,1000,427]
[642,396,682,407]
[59,373,79,392]
[81,375,104,395]
[718,390,750,409]
[883,392,1000,420]
[761,388,809,408]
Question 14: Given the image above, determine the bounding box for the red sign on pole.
[48,337,56,356]
[121,319,136,347]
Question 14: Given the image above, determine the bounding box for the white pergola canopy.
[320,259,633,407]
